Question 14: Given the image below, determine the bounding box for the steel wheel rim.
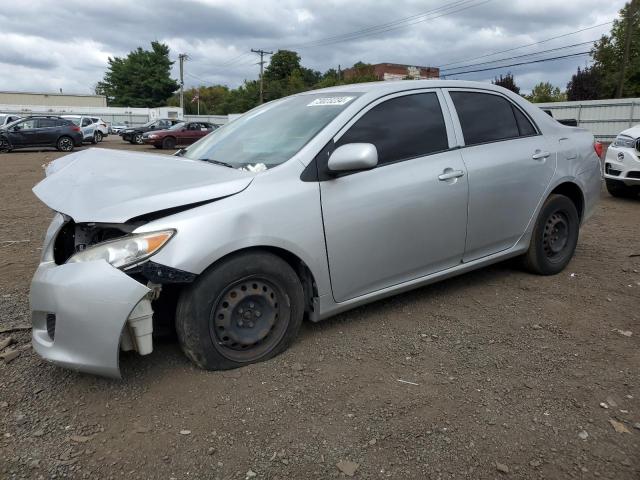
[59,138,73,151]
[209,276,289,362]
[543,211,569,260]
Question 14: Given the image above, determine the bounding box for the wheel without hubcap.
[162,136,176,150]
[522,194,579,275]
[0,137,11,153]
[176,251,304,370]
[134,133,144,145]
[95,131,103,142]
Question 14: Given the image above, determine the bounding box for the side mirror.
[12,126,21,132]
[327,143,378,173]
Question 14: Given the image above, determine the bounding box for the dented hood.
[33,148,254,223]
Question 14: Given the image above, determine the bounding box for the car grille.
[627,171,640,179]
[46,313,56,340]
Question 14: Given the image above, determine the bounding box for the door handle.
[438,169,465,181]
[532,150,550,160]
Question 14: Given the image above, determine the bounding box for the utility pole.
[178,53,188,111]
[616,1,638,98]
[251,49,273,104]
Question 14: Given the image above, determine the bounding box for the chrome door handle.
[438,169,465,181]
[532,150,550,160]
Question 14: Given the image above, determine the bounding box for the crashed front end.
[30,214,173,378]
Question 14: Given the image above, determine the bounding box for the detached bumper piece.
[30,260,151,378]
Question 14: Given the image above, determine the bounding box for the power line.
[287,0,493,50]
[440,40,597,73]
[445,51,591,76]
[438,20,613,68]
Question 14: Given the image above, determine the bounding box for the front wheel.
[161,136,176,150]
[522,194,579,275]
[176,251,305,370]
[133,133,144,145]
[0,136,11,153]
[56,136,75,152]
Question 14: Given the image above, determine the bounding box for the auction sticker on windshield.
[307,96,355,106]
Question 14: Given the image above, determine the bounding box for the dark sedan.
[0,116,83,153]
[120,119,181,144]
[143,121,217,149]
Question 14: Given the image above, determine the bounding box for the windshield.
[168,122,186,131]
[182,93,361,169]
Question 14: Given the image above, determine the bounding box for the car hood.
[33,148,254,223]
[619,125,640,140]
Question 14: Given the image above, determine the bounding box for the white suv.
[61,115,106,144]
[604,126,640,198]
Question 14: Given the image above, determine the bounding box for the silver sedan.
[31,80,602,377]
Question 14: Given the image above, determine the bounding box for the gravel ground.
[0,137,639,480]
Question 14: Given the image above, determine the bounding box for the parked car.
[31,80,602,378]
[143,121,217,149]
[0,116,83,152]
[604,125,640,198]
[110,122,129,134]
[0,113,21,127]
[120,119,181,144]
[61,115,104,144]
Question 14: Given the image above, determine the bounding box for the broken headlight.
[67,230,175,269]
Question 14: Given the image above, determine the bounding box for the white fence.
[536,98,640,142]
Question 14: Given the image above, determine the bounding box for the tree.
[96,42,179,107]
[492,72,520,94]
[591,0,640,98]
[526,82,566,103]
[566,66,602,100]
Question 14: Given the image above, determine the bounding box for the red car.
[142,121,217,149]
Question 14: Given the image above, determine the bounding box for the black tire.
[522,194,579,275]
[95,131,103,142]
[91,133,98,144]
[0,136,11,153]
[176,251,304,370]
[161,136,176,150]
[133,132,144,145]
[56,136,75,152]
[606,178,637,198]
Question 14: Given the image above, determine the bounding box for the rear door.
[34,118,60,145]
[444,89,556,262]
[320,90,469,302]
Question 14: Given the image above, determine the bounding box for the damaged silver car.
[31,80,602,378]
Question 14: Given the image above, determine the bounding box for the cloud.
[0,0,626,96]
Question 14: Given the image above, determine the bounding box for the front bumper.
[143,137,160,145]
[604,145,640,185]
[30,260,150,378]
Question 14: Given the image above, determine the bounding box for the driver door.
[7,118,38,146]
[320,90,469,303]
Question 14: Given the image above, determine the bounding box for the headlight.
[613,135,636,148]
[148,134,158,139]
[67,230,175,269]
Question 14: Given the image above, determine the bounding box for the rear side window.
[512,106,537,136]
[337,93,448,165]
[37,119,58,128]
[451,91,525,145]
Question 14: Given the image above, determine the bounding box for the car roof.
[299,79,511,96]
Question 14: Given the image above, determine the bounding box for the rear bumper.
[30,260,150,378]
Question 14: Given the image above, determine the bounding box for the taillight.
[594,141,603,159]
[71,126,81,132]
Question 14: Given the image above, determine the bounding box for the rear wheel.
[176,251,304,370]
[606,178,638,198]
[161,136,176,150]
[522,194,579,275]
[0,136,11,153]
[56,136,75,152]
[95,131,103,142]
[133,133,144,145]
[91,132,98,144]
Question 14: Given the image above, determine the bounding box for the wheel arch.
[200,245,319,321]
[549,181,585,221]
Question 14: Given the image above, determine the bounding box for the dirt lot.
[0,137,639,480]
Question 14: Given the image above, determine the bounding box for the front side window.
[450,91,536,146]
[16,119,37,130]
[336,93,449,165]
[183,92,361,169]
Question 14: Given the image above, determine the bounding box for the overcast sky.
[0,0,625,96]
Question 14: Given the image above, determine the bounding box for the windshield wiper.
[200,158,235,169]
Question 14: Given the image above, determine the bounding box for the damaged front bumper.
[30,260,151,378]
